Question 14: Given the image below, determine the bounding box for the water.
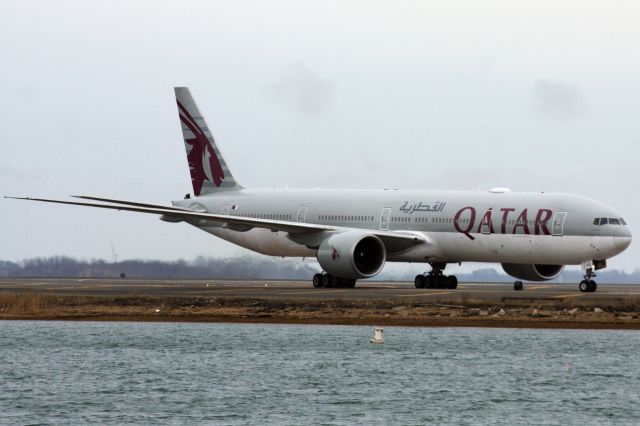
[1,322,639,425]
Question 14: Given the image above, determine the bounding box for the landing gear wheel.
[312,273,323,288]
[514,281,523,291]
[580,267,598,293]
[322,274,333,288]
[414,275,426,288]
[446,275,458,290]
[425,275,435,289]
[579,280,589,292]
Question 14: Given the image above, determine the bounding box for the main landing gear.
[312,273,356,288]
[579,269,598,293]
[414,263,458,289]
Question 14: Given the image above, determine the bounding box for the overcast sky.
[1,1,638,273]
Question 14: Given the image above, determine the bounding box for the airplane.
[6,87,632,292]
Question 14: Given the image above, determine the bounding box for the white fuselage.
[173,188,632,266]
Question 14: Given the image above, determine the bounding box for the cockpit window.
[593,217,626,226]
[593,217,626,225]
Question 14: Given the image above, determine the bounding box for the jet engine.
[317,231,386,279]
[501,263,564,282]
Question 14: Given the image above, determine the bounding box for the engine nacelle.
[317,231,386,279]
[501,263,564,282]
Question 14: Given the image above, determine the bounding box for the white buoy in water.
[370,327,384,344]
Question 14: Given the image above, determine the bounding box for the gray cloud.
[267,63,335,115]
[532,80,588,120]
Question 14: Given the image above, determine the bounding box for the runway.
[1,278,639,306]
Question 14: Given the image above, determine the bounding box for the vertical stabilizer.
[174,87,242,195]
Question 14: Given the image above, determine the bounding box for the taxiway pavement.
[1,278,638,306]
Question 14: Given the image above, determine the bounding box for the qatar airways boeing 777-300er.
[8,87,632,292]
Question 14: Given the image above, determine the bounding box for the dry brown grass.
[0,292,639,329]
[0,293,96,315]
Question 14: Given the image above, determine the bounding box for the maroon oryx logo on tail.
[177,101,224,194]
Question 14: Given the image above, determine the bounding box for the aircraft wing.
[6,196,334,234]
[70,195,191,212]
[5,196,425,251]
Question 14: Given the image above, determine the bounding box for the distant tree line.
[0,256,638,283]
[0,256,318,280]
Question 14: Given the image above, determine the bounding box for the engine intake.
[317,231,386,279]
[501,263,564,282]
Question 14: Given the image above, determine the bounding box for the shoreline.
[2,293,640,330]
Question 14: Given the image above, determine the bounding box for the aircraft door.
[552,212,567,236]
[380,207,391,230]
[296,207,308,222]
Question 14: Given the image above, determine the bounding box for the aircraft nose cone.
[614,227,632,251]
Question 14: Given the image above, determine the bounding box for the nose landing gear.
[579,279,597,292]
[579,268,597,293]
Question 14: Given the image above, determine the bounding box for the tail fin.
[174,87,242,196]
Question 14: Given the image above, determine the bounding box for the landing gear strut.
[579,268,597,293]
[414,263,458,290]
[312,273,356,288]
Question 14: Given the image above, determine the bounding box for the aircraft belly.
[199,226,316,257]
[192,221,621,265]
[426,233,619,265]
